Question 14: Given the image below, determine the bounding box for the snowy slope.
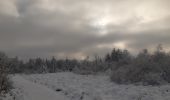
[22,72,170,100]
[11,75,69,100]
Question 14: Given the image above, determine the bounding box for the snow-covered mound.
[20,72,170,100]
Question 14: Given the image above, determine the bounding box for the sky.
[0,0,170,60]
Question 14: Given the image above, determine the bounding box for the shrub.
[110,47,170,85]
[0,68,12,94]
[110,65,131,84]
[0,52,12,95]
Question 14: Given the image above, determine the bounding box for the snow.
[11,75,69,100]
[22,72,170,100]
[2,72,170,100]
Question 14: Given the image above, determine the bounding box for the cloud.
[0,0,19,17]
[0,0,170,60]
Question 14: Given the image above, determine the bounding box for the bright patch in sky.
[88,10,113,35]
[97,42,126,49]
[114,42,126,49]
[92,16,111,35]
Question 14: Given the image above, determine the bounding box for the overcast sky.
[0,0,170,60]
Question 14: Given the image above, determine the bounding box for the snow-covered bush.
[110,65,131,84]
[0,69,12,95]
[0,52,12,95]
[110,47,170,85]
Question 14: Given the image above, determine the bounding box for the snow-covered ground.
[2,72,170,100]
[12,75,69,100]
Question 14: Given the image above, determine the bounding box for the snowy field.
[2,72,170,100]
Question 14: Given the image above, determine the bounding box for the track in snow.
[12,75,69,100]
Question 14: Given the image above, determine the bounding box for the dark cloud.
[0,0,170,60]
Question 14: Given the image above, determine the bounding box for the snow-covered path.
[12,75,69,100]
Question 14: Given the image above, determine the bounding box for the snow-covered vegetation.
[1,45,170,99]
[110,46,170,85]
[0,52,12,97]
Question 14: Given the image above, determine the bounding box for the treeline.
[7,56,106,74]
[1,48,130,74]
[4,49,131,75]
[1,44,170,86]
